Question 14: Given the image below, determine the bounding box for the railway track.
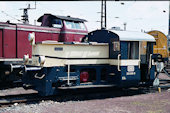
[165,68,170,74]
[165,59,170,74]
[0,93,40,107]
[0,80,23,90]
[0,79,170,108]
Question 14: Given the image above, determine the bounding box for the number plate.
[127,65,134,72]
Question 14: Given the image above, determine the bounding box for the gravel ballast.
[0,90,170,113]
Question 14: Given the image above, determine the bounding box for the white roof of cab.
[110,30,155,42]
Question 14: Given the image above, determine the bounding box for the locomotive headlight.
[23,54,29,64]
[39,56,45,66]
[28,32,35,45]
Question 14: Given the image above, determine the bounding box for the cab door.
[118,41,141,86]
[140,42,155,82]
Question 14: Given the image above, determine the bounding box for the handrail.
[118,54,121,71]
[34,73,45,79]
[138,60,140,69]
[149,54,153,69]
[67,64,70,85]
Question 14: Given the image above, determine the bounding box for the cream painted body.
[32,41,109,58]
[28,41,140,67]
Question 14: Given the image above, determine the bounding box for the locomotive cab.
[37,13,88,42]
[87,29,156,87]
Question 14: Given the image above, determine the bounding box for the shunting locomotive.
[22,29,157,96]
[0,13,88,85]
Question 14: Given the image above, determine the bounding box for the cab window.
[52,19,63,28]
[65,21,86,30]
[113,41,120,51]
[128,42,139,59]
[74,22,81,29]
[65,21,76,29]
[79,23,86,30]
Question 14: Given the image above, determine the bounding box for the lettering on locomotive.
[54,47,63,51]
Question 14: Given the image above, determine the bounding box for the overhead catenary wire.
[0,10,22,22]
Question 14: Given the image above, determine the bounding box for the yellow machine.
[148,30,169,60]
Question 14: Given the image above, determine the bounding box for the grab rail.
[138,60,140,69]
[118,54,121,71]
[34,73,45,79]
[149,54,152,69]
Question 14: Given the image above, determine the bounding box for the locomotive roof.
[111,30,155,42]
[37,14,87,22]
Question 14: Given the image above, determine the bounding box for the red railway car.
[0,13,88,85]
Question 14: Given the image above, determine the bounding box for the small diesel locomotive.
[22,29,156,96]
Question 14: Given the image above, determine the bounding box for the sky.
[0,1,169,35]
